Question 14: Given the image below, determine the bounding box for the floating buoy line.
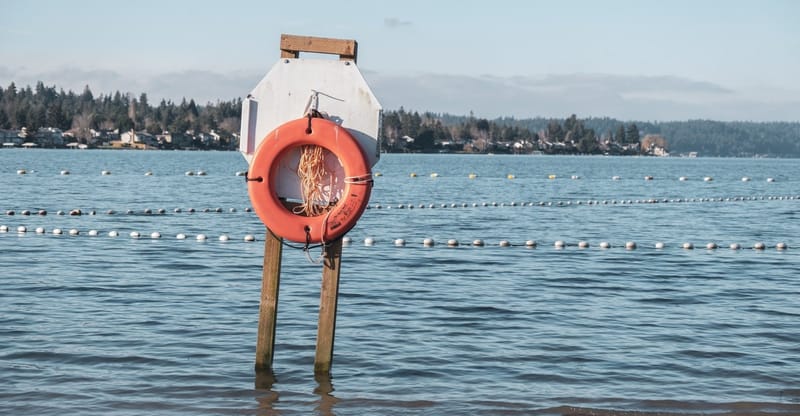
[0,225,792,253]
[363,194,798,210]
[2,207,253,216]
[2,193,797,218]
[8,169,785,183]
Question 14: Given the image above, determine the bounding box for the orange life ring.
[247,117,372,244]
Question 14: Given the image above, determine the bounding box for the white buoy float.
[766,177,775,182]
[644,175,653,181]
[625,241,637,250]
[776,242,787,250]
[145,171,153,176]
[682,242,694,249]
[185,171,195,176]
[612,176,621,181]
[599,241,610,249]
[679,176,688,181]
[706,242,717,250]
[472,239,485,247]
[654,242,665,249]
[176,233,187,240]
[235,171,246,176]
[394,238,406,247]
[447,239,459,247]
[88,230,98,236]
[554,240,565,249]
[578,241,589,249]
[69,229,79,236]
[703,176,713,182]
[130,231,140,239]
[219,235,229,242]
[101,170,111,175]
[525,240,537,248]
[60,170,70,175]
[108,230,119,237]
[17,169,27,175]
[730,243,741,250]
[741,177,750,181]
[0,225,8,233]
[36,227,45,234]
[196,234,207,241]
[52,228,62,235]
[150,232,161,239]
[753,242,765,250]
[244,234,256,242]
[423,238,435,247]
[364,237,375,246]
[197,170,207,176]
[498,240,511,247]
[430,173,439,178]
[17,226,27,233]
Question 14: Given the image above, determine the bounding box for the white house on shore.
[107,130,157,149]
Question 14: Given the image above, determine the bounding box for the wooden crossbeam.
[280,34,358,63]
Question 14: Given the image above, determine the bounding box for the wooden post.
[255,228,283,372]
[314,238,343,374]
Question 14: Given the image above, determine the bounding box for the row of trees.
[1,81,798,156]
[0,81,240,147]
[383,108,645,155]
[490,116,800,157]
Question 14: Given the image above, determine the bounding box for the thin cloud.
[3,66,798,122]
[0,66,255,104]
[384,17,412,28]
[364,71,799,121]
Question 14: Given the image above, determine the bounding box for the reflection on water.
[313,373,337,416]
[254,370,279,415]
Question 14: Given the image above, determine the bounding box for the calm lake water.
[1,149,799,415]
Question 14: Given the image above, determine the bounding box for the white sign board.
[240,58,382,167]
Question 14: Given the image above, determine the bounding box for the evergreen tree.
[625,123,640,145]
[615,124,626,143]
[0,108,9,129]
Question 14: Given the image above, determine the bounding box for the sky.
[2,0,799,122]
